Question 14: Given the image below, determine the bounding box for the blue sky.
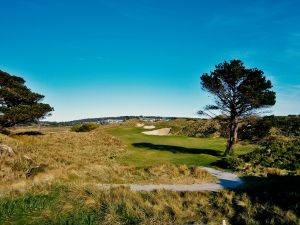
[0,0,300,121]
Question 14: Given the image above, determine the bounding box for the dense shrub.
[169,115,300,141]
[241,140,300,170]
[180,119,221,137]
[215,140,300,172]
[71,123,99,132]
[239,115,300,141]
[214,156,245,170]
[239,117,272,141]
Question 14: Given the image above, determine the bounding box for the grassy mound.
[179,119,221,137]
[0,126,123,185]
[155,118,196,134]
[107,164,216,185]
[0,126,216,188]
[71,123,99,132]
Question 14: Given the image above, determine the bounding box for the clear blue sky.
[1,0,299,121]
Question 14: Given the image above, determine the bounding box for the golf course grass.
[106,126,257,168]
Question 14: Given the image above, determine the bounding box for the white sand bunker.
[142,128,171,136]
[136,123,145,127]
[143,125,156,129]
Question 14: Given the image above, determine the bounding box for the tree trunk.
[233,124,239,144]
[224,117,238,156]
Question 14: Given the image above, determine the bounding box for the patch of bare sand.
[142,128,171,136]
[143,125,156,129]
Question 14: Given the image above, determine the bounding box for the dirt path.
[100,167,243,192]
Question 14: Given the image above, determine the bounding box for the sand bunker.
[142,128,171,136]
[136,123,145,127]
[143,125,156,129]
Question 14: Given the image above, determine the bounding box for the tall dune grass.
[1,178,299,225]
[0,126,215,188]
[0,126,299,224]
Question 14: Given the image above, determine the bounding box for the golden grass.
[0,126,123,185]
[0,126,215,190]
[1,179,298,225]
[0,125,299,224]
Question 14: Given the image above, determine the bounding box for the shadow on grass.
[237,175,300,213]
[14,131,44,136]
[210,159,227,168]
[132,142,223,156]
[215,175,300,225]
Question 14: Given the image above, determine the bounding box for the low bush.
[217,140,300,172]
[241,140,300,170]
[180,119,221,137]
[214,156,245,170]
[71,123,99,132]
[239,115,300,141]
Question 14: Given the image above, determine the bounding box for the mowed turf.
[106,126,257,168]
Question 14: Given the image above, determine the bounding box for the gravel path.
[100,167,243,192]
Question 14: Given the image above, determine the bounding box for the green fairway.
[107,126,257,168]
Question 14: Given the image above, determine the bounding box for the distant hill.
[42,116,186,126]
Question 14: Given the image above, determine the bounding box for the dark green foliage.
[201,60,276,111]
[36,210,99,225]
[233,175,300,225]
[71,123,99,132]
[115,203,142,225]
[239,117,272,140]
[0,70,53,129]
[200,60,276,155]
[0,194,57,224]
[180,119,220,137]
[241,140,300,170]
[213,156,244,170]
[240,115,300,141]
[217,140,300,171]
[0,193,98,225]
[14,131,43,136]
[179,115,299,141]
